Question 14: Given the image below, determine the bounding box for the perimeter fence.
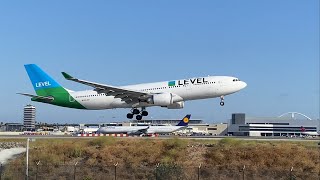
[0,163,319,180]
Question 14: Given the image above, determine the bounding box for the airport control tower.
[23,104,36,131]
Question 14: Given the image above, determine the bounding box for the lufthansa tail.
[176,114,191,126]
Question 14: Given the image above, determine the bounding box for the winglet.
[61,72,74,80]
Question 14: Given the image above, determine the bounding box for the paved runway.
[0,135,319,142]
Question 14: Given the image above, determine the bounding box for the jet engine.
[167,102,184,109]
[147,93,173,106]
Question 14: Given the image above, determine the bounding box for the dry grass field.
[1,137,319,179]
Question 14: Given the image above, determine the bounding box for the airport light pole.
[26,138,35,180]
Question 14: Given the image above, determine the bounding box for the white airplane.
[19,64,247,120]
[97,114,191,135]
[301,132,319,136]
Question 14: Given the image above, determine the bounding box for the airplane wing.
[61,72,151,104]
[17,93,54,101]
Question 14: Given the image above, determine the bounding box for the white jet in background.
[97,114,191,136]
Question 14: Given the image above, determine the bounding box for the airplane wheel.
[141,111,148,116]
[136,115,143,120]
[133,109,140,114]
[220,102,225,106]
[127,113,134,119]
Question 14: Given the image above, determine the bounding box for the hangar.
[228,113,319,137]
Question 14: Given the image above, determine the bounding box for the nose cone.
[240,81,247,89]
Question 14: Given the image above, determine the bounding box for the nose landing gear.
[220,96,225,106]
[127,107,149,120]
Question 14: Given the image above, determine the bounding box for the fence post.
[242,165,245,180]
[198,164,201,180]
[74,162,78,180]
[289,167,293,180]
[0,163,2,180]
[63,152,65,165]
[26,138,29,180]
[318,142,320,180]
[155,163,160,180]
[114,162,118,180]
[36,161,40,180]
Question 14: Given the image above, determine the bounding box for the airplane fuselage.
[68,76,246,110]
[22,64,247,120]
[97,125,185,135]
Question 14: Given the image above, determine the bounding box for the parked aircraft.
[97,114,191,135]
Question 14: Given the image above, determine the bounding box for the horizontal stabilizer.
[17,93,54,101]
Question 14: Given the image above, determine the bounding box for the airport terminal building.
[228,113,319,137]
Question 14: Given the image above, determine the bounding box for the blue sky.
[0,1,319,124]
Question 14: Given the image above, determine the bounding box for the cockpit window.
[233,79,240,82]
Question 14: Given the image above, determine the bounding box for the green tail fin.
[24,64,86,109]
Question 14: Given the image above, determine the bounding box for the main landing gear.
[127,107,149,120]
[220,96,225,106]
